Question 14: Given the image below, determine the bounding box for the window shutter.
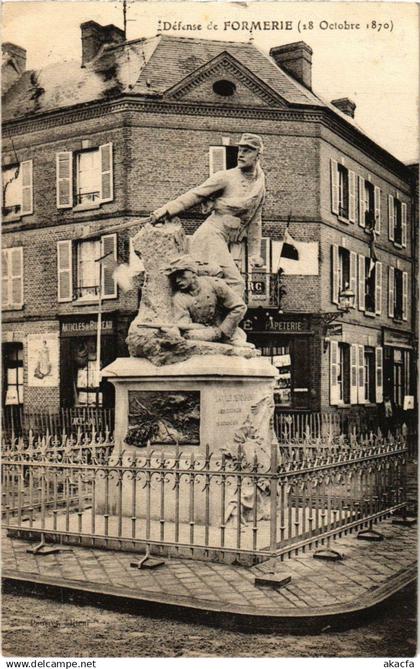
[100,143,113,203]
[330,159,339,215]
[358,176,366,227]
[357,344,365,404]
[375,347,383,403]
[331,244,339,304]
[388,266,395,318]
[101,233,117,298]
[350,251,357,308]
[374,186,381,234]
[330,341,339,405]
[2,250,9,308]
[401,202,407,248]
[21,160,33,215]
[375,261,382,315]
[388,194,394,241]
[402,271,408,321]
[403,350,410,396]
[348,170,356,222]
[358,254,365,311]
[10,247,23,307]
[56,152,73,209]
[350,344,358,404]
[57,240,73,302]
[209,147,226,175]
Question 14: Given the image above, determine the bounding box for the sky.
[2,1,419,164]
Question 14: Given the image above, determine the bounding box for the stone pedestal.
[98,355,278,523]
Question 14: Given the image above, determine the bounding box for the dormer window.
[212,80,236,97]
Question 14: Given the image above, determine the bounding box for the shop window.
[73,337,102,406]
[393,349,404,407]
[3,343,24,407]
[56,143,113,209]
[364,347,376,403]
[388,195,407,247]
[209,145,238,174]
[57,234,117,303]
[271,345,292,407]
[2,160,33,219]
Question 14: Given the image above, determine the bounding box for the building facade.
[2,24,417,422]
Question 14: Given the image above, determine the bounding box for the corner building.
[2,24,417,422]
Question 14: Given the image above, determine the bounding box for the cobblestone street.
[2,582,416,658]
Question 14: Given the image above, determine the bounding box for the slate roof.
[2,34,360,133]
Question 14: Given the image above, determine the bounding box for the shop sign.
[27,333,59,387]
[61,318,114,337]
[383,329,412,349]
[243,312,311,333]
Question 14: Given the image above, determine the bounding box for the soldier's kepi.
[151,133,266,297]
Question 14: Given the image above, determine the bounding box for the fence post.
[269,444,279,551]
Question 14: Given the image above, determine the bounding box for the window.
[358,255,382,315]
[57,234,117,303]
[330,159,356,223]
[364,347,376,403]
[3,343,24,407]
[2,247,23,310]
[2,161,33,219]
[209,145,238,174]
[388,195,407,247]
[212,80,236,97]
[388,267,408,321]
[56,143,113,209]
[331,341,383,406]
[73,337,102,406]
[331,245,356,306]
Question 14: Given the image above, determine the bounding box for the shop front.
[382,328,414,411]
[60,315,116,408]
[242,311,315,410]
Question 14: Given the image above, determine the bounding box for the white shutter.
[331,244,339,304]
[101,234,117,298]
[348,170,356,223]
[350,344,358,404]
[21,160,33,215]
[358,254,365,311]
[358,176,366,227]
[358,344,365,404]
[401,202,407,248]
[10,247,23,307]
[260,237,271,271]
[330,159,339,215]
[388,194,394,241]
[374,186,381,234]
[56,152,73,209]
[375,261,382,315]
[350,251,357,308]
[100,143,113,202]
[402,271,408,321]
[388,266,395,318]
[2,250,9,308]
[57,240,73,302]
[209,147,226,175]
[330,341,339,406]
[375,347,383,403]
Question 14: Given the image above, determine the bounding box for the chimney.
[2,42,27,94]
[269,41,313,90]
[331,97,356,118]
[81,21,125,67]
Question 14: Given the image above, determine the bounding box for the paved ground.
[2,513,416,631]
[2,582,417,657]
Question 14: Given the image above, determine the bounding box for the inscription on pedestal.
[126,390,200,447]
[214,391,260,428]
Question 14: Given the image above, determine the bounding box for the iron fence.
[2,407,115,440]
[2,430,408,565]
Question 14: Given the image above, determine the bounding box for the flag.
[365,212,378,277]
[273,230,319,276]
